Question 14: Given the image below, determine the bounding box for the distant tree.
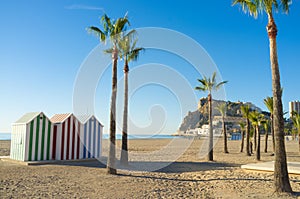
[241,105,251,156]
[262,119,270,153]
[253,119,257,151]
[249,111,262,160]
[195,72,227,161]
[291,112,300,152]
[239,122,246,152]
[216,103,229,153]
[233,0,293,193]
[264,97,275,154]
[250,111,265,160]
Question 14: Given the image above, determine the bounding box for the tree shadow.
[46,158,238,173]
[155,161,237,173]
[117,172,273,183]
[114,160,239,173]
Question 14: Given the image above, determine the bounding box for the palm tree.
[264,97,275,154]
[239,122,246,152]
[249,111,264,161]
[88,14,130,175]
[291,112,300,152]
[262,119,270,153]
[232,0,293,192]
[195,72,227,161]
[118,33,144,165]
[241,105,251,156]
[253,119,257,151]
[216,103,229,153]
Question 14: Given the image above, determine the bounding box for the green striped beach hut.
[10,112,54,161]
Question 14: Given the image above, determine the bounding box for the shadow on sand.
[53,158,238,173]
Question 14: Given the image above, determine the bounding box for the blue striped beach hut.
[10,112,54,161]
[76,115,103,159]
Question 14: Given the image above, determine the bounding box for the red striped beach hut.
[10,112,54,161]
[50,114,103,160]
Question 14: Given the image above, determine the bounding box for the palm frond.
[124,29,137,42]
[195,86,206,91]
[195,72,227,93]
[291,112,300,129]
[233,0,259,18]
[211,72,217,84]
[104,48,113,54]
[249,111,261,125]
[263,96,273,114]
[101,14,113,34]
[128,47,144,62]
[239,122,246,130]
[197,79,208,87]
[87,26,106,42]
[280,0,291,13]
[216,80,228,90]
[215,103,227,116]
[113,16,129,36]
[241,104,251,118]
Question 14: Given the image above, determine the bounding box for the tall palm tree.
[241,105,251,156]
[239,122,246,152]
[291,112,300,152]
[249,111,264,161]
[118,33,144,165]
[264,96,275,154]
[88,14,130,175]
[232,0,293,193]
[195,72,227,161]
[216,103,229,153]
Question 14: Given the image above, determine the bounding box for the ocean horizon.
[0,133,175,141]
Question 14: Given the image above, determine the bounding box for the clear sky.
[1,0,300,134]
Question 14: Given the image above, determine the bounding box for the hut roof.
[76,114,103,126]
[50,113,72,123]
[14,112,45,124]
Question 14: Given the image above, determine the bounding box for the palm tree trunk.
[223,117,228,153]
[121,60,129,165]
[298,129,300,152]
[256,126,260,161]
[264,127,268,153]
[271,115,275,154]
[107,47,118,175]
[207,93,213,161]
[240,130,245,152]
[267,13,292,193]
[246,119,251,156]
[254,127,257,151]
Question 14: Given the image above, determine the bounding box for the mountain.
[177,98,267,132]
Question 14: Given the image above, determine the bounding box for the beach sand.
[1,138,300,198]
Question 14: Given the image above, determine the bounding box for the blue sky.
[1,0,300,134]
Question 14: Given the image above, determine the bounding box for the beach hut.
[50,114,103,160]
[10,112,54,161]
[76,115,103,159]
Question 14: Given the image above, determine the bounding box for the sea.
[0,133,11,140]
[0,133,175,141]
[102,134,175,140]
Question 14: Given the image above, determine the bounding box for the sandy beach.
[1,138,300,198]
